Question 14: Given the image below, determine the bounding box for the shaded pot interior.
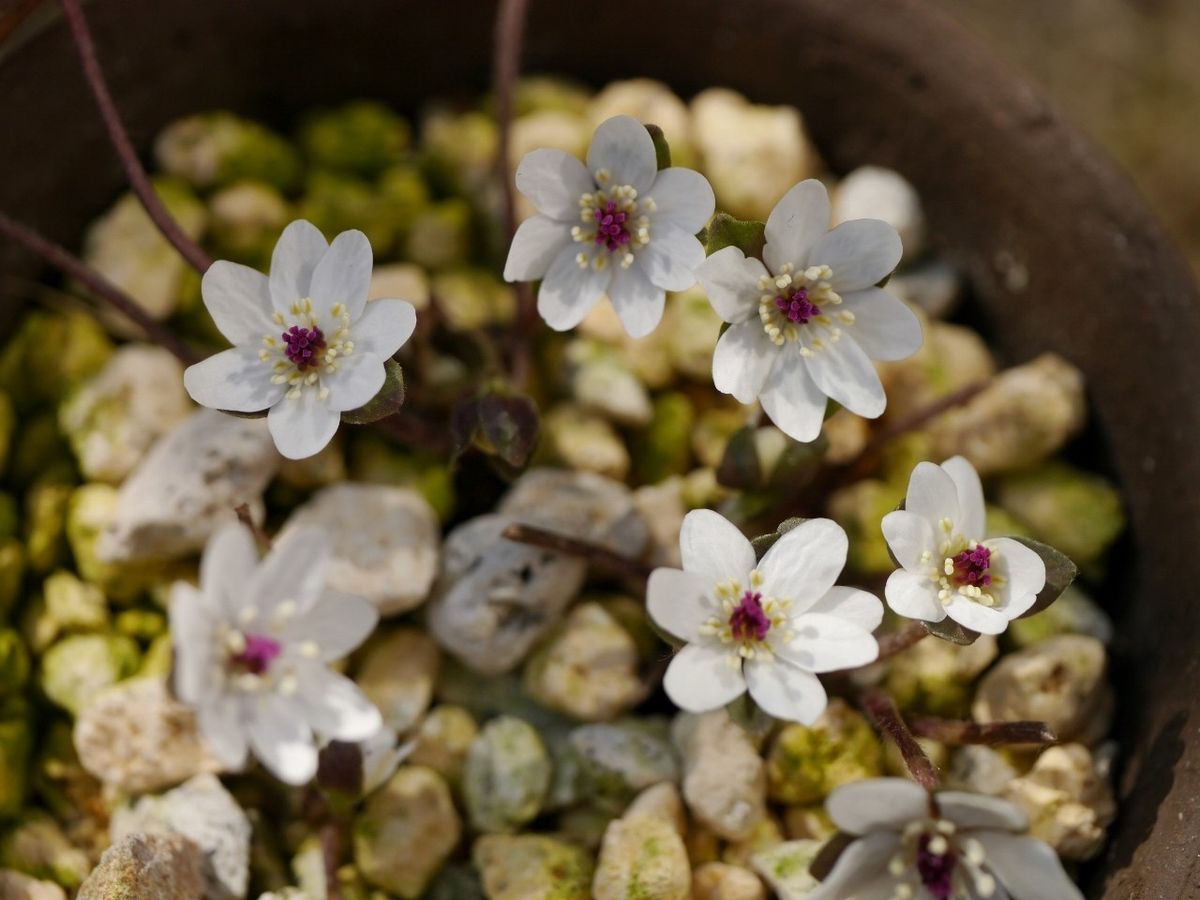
[1,0,1199,896]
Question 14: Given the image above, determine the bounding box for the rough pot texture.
[0,1,1198,896]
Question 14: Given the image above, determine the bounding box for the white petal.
[514,148,594,220]
[679,508,756,583]
[353,299,417,359]
[907,461,961,530]
[663,643,746,712]
[881,510,937,572]
[696,245,769,324]
[608,263,665,338]
[267,390,341,460]
[169,583,217,706]
[805,832,901,900]
[803,332,886,419]
[310,229,372,321]
[759,348,828,442]
[197,696,249,770]
[777,613,879,672]
[839,287,923,361]
[808,218,903,292]
[646,568,714,643]
[758,518,848,604]
[296,665,383,742]
[826,777,931,833]
[537,244,610,331]
[763,180,832,275]
[712,320,775,404]
[323,352,385,413]
[184,347,284,413]
[250,526,331,615]
[744,658,828,724]
[646,167,715,233]
[986,537,1047,604]
[639,223,705,292]
[587,115,657,194]
[248,693,318,784]
[942,456,986,540]
[201,524,262,619]
[201,261,274,345]
[976,833,1085,900]
[284,590,379,661]
[805,587,884,632]
[943,594,1010,634]
[270,220,328,310]
[885,569,946,622]
[937,792,1028,832]
[503,214,572,282]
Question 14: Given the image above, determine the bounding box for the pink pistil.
[231,633,282,675]
[729,591,771,642]
[916,833,957,900]
[951,545,993,588]
[592,200,632,252]
[774,287,821,323]
[282,325,326,371]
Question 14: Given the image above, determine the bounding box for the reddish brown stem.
[858,380,990,463]
[234,502,272,553]
[910,718,1057,747]
[60,0,214,274]
[0,209,198,363]
[874,620,930,662]
[320,821,343,900]
[501,522,655,581]
[861,688,939,790]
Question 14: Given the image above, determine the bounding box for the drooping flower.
[882,456,1046,635]
[646,509,882,723]
[184,219,417,459]
[503,115,715,338]
[169,524,382,785]
[810,778,1084,900]
[696,179,922,442]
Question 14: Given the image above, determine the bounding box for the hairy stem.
[501,522,655,581]
[60,0,214,274]
[0,209,198,363]
[861,687,939,790]
[910,718,1057,746]
[873,620,930,661]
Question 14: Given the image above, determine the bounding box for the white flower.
[503,114,715,338]
[169,524,382,785]
[359,727,417,795]
[184,219,417,460]
[696,179,922,442]
[646,509,882,723]
[810,778,1084,900]
[882,456,1045,635]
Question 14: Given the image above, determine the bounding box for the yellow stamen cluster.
[260,299,355,402]
[570,183,651,272]
[756,263,844,349]
[918,518,1006,607]
[698,570,793,665]
[885,818,997,899]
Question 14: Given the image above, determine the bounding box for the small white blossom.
[184,220,417,460]
[503,114,715,338]
[647,510,881,724]
[697,179,922,442]
[810,778,1084,900]
[883,456,1045,635]
[169,524,382,785]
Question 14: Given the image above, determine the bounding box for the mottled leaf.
[810,832,857,882]
[1012,536,1079,618]
[703,212,766,259]
[716,425,762,490]
[341,359,406,425]
[923,617,980,645]
[751,517,809,561]
[316,739,363,798]
[645,123,671,170]
[451,389,541,474]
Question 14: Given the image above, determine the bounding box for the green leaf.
[220,408,268,419]
[923,617,980,645]
[810,832,857,882]
[751,517,809,561]
[725,692,775,744]
[1012,536,1079,618]
[450,388,541,474]
[716,426,762,490]
[766,434,828,492]
[341,359,406,425]
[702,213,766,259]
[644,123,671,170]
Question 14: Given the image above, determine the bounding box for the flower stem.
[492,0,536,386]
[861,687,940,790]
[873,620,930,661]
[910,717,1057,746]
[234,503,272,553]
[0,209,199,364]
[59,0,214,274]
[500,522,655,581]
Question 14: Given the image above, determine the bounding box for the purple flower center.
[282,325,326,371]
[774,287,821,324]
[592,200,632,253]
[231,633,282,675]
[951,545,993,588]
[729,591,771,642]
[916,833,957,900]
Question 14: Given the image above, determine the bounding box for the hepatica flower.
[811,778,1083,900]
[697,180,922,442]
[184,220,417,459]
[503,114,715,338]
[169,524,382,785]
[647,510,882,723]
[883,456,1045,635]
